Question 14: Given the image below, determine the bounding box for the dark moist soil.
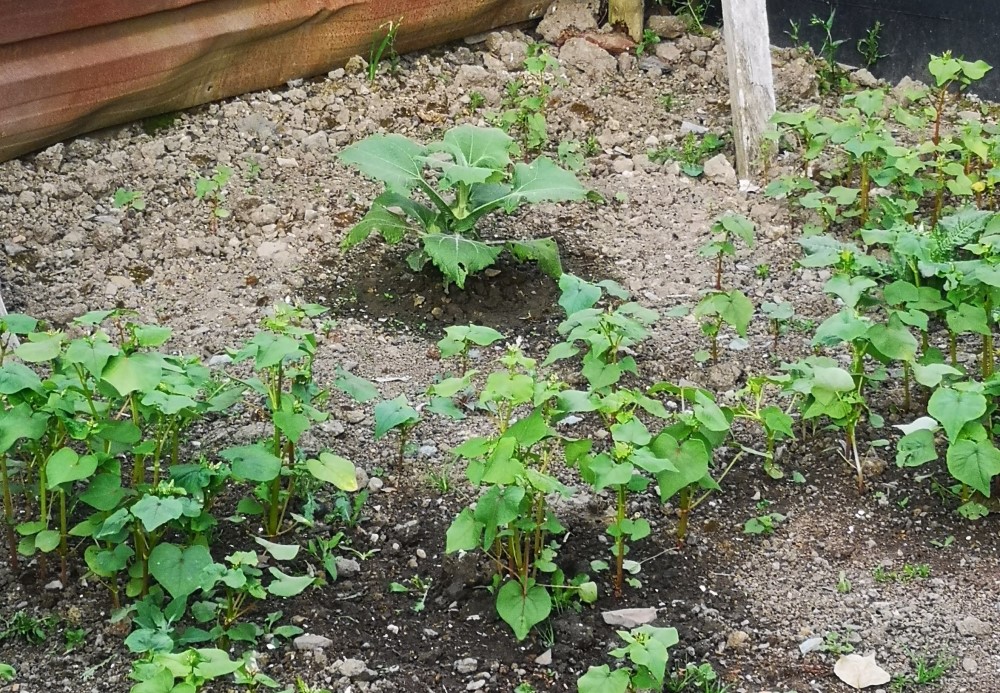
[1,7,999,693]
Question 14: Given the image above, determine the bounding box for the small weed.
[64,627,86,653]
[669,0,713,35]
[890,653,954,691]
[743,512,786,536]
[0,664,14,682]
[649,132,726,177]
[873,564,931,583]
[666,662,729,692]
[0,611,56,645]
[658,93,676,112]
[467,91,486,111]
[857,21,887,69]
[193,165,233,229]
[930,535,954,549]
[368,19,402,84]
[636,29,661,56]
[820,631,855,655]
[112,188,146,212]
[836,571,852,594]
[809,10,850,94]
[389,575,432,613]
[754,263,771,279]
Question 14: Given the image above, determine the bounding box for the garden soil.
[0,5,998,692]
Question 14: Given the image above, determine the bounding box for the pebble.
[454,658,478,674]
[293,634,333,650]
[602,607,657,628]
[368,477,384,492]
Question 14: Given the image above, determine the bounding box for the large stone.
[558,38,616,82]
[703,153,737,186]
[647,14,687,40]
[536,0,598,43]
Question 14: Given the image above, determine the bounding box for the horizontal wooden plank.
[0,0,551,162]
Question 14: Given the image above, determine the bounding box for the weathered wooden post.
[721,0,775,180]
[609,0,644,40]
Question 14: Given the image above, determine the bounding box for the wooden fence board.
[0,0,551,162]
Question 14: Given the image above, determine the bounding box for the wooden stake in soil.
[608,0,644,40]
[721,0,775,180]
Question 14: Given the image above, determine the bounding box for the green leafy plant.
[444,345,595,638]
[700,213,755,291]
[577,625,679,693]
[0,663,14,682]
[374,395,420,466]
[128,647,243,693]
[227,304,360,537]
[368,18,402,84]
[338,124,586,288]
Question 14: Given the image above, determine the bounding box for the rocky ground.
[0,2,998,692]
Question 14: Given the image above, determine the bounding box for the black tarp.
[765,0,1000,96]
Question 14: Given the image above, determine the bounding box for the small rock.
[44,580,64,590]
[956,616,991,637]
[535,649,552,665]
[726,630,749,649]
[654,42,682,63]
[251,204,281,226]
[647,13,687,39]
[703,153,737,186]
[612,157,635,173]
[680,121,709,135]
[368,477,384,492]
[302,132,329,151]
[454,65,491,89]
[17,190,37,209]
[834,653,890,689]
[335,557,361,578]
[294,634,333,650]
[276,157,299,168]
[893,75,925,107]
[454,658,478,674]
[799,637,823,655]
[962,656,978,674]
[334,658,367,677]
[601,607,657,628]
[466,681,485,691]
[256,240,290,259]
[344,55,367,74]
[498,40,528,70]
